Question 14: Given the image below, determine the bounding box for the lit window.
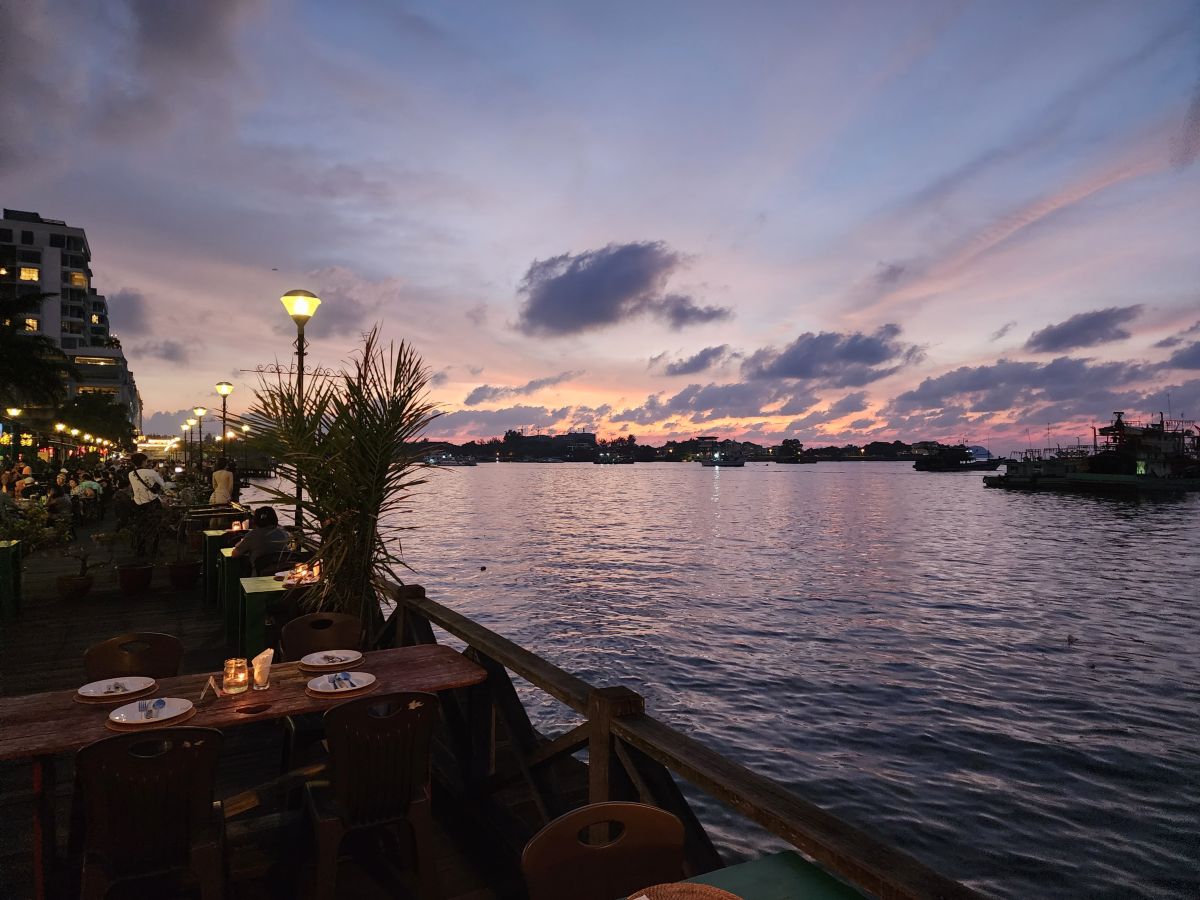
[18,267,39,282]
[24,318,39,332]
[70,272,88,287]
[73,356,118,366]
[90,314,100,324]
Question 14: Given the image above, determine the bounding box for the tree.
[56,394,135,447]
[0,289,79,408]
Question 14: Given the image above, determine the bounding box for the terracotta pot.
[116,563,154,596]
[168,559,203,591]
[56,574,94,602]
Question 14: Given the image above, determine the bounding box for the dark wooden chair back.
[323,692,439,829]
[281,612,362,662]
[75,728,223,873]
[521,801,686,900]
[253,551,296,576]
[84,632,184,680]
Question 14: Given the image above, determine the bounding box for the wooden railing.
[383,584,982,900]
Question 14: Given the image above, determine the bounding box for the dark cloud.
[429,369,450,386]
[424,405,569,438]
[874,262,906,285]
[783,391,868,431]
[142,407,201,436]
[990,320,1018,342]
[465,304,488,326]
[742,324,921,387]
[302,267,388,338]
[888,357,1152,425]
[464,371,583,406]
[1154,319,1200,350]
[106,288,152,337]
[515,241,731,336]
[133,339,192,364]
[0,0,266,168]
[613,381,789,425]
[659,345,730,376]
[1024,305,1142,353]
[1165,341,1200,369]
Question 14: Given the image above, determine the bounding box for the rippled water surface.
[305,462,1199,897]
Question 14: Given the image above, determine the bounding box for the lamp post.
[241,423,250,474]
[185,419,197,467]
[280,289,322,529]
[215,382,233,450]
[3,408,20,467]
[192,407,207,467]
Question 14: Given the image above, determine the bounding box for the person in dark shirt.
[230,506,291,565]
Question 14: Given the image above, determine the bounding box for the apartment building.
[0,209,141,426]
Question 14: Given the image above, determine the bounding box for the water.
[264,462,1200,898]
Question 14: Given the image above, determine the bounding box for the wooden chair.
[83,632,184,681]
[281,612,362,662]
[280,613,363,770]
[75,728,225,899]
[304,692,440,900]
[522,802,686,900]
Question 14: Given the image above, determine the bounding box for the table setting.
[74,676,158,705]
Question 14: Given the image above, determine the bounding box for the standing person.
[127,452,165,557]
[209,458,234,504]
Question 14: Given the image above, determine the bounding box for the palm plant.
[246,327,438,641]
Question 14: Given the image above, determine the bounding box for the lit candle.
[222,658,249,695]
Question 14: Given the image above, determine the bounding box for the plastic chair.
[75,727,225,899]
[304,692,440,900]
[84,632,184,681]
[281,612,362,662]
[522,802,686,900]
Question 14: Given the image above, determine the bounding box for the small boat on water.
[700,451,745,467]
[914,445,1002,472]
[424,452,477,467]
[593,451,634,464]
[983,412,1200,493]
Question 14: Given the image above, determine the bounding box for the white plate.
[78,676,155,698]
[109,697,193,725]
[300,650,363,668]
[307,671,375,693]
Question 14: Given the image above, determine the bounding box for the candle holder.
[222,658,249,695]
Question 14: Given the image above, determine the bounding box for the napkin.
[252,648,274,670]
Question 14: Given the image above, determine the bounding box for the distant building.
[0,209,141,426]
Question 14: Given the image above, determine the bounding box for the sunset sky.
[3,0,1199,449]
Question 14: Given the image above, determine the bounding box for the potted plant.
[249,327,437,645]
[57,546,95,601]
[115,503,165,596]
[165,504,203,590]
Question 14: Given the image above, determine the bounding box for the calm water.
[286,462,1200,898]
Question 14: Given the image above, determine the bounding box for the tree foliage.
[0,290,79,408]
[246,327,439,640]
[56,393,135,446]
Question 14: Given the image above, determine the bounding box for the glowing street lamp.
[192,407,207,464]
[215,382,234,450]
[279,289,322,528]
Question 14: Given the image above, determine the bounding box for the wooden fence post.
[587,686,644,806]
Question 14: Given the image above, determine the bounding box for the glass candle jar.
[222,658,249,695]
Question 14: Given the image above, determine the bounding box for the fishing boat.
[424,452,478,467]
[984,412,1200,493]
[594,451,634,464]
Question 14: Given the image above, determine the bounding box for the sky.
[2,0,1199,450]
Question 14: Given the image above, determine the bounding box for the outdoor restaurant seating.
[279,612,364,770]
[253,549,310,576]
[521,801,687,900]
[304,691,440,900]
[83,632,185,680]
[75,727,226,899]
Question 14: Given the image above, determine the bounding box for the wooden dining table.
[0,644,488,900]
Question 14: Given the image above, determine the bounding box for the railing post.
[587,686,644,806]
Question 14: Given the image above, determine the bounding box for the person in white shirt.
[127,453,165,556]
[210,458,234,504]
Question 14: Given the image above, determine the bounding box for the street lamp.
[241,423,250,473]
[280,289,322,529]
[215,382,233,450]
[186,418,197,466]
[2,408,21,467]
[181,424,190,464]
[192,407,207,466]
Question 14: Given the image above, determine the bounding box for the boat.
[593,451,634,464]
[983,412,1200,493]
[913,445,1002,472]
[700,451,745,467]
[424,452,477,467]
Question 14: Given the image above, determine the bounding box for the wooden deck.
[0,519,512,899]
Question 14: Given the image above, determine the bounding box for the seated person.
[45,485,73,522]
[230,506,292,566]
[72,473,104,499]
